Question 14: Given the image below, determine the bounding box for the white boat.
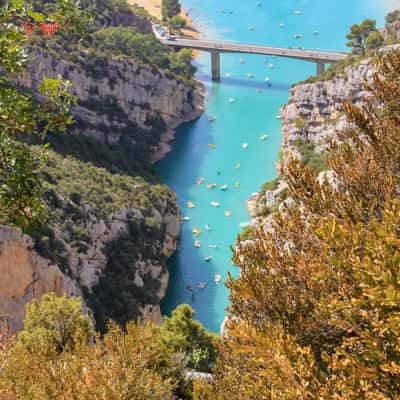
[264,77,270,82]
[208,244,218,249]
[242,143,248,149]
[260,134,268,140]
[225,72,232,78]
[294,33,303,39]
[207,182,217,189]
[276,115,282,119]
[210,201,220,207]
[240,57,245,64]
[198,282,206,289]
[248,25,255,31]
[251,192,259,196]
[188,201,195,208]
[205,224,211,230]
[294,10,302,15]
[194,240,201,248]
[228,97,235,103]
[181,216,190,221]
[197,177,205,185]
[279,22,285,27]
[220,184,228,190]
[208,116,217,122]
[247,73,254,78]
[214,274,222,283]
[204,255,212,262]
[224,210,232,217]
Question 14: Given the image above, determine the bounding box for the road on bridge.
[161,37,347,63]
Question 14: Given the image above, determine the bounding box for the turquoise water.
[156,0,392,332]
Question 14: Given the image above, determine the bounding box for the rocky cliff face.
[19,48,203,163]
[0,226,81,332]
[248,45,399,223]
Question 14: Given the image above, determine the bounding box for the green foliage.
[293,138,329,172]
[385,10,400,24]
[261,176,280,192]
[346,19,379,55]
[159,304,217,372]
[365,30,384,50]
[0,0,83,228]
[19,293,93,354]
[168,48,197,78]
[91,26,195,79]
[170,15,186,30]
[161,0,181,20]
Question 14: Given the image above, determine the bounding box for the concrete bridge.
[161,37,348,81]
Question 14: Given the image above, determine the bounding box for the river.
[156,0,392,332]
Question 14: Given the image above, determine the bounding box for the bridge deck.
[162,38,347,63]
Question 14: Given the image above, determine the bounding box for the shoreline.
[128,0,200,40]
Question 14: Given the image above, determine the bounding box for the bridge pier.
[211,51,221,81]
[316,61,325,76]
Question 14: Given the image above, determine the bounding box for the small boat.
[194,240,201,248]
[225,72,232,78]
[208,143,216,149]
[181,216,190,222]
[224,210,232,217]
[205,224,211,230]
[207,182,217,189]
[264,77,270,82]
[208,244,218,249]
[197,177,205,185]
[240,57,245,64]
[214,274,222,283]
[220,184,228,191]
[260,134,268,140]
[294,10,302,15]
[294,33,303,39]
[228,97,235,103]
[208,116,217,122]
[240,222,250,228]
[268,63,274,68]
[188,201,195,208]
[251,192,259,196]
[204,255,212,262]
[235,163,241,169]
[198,282,206,289]
[248,25,255,31]
[242,143,248,149]
[279,22,285,27]
[247,73,254,78]
[313,30,319,36]
[210,201,220,207]
[234,181,240,188]
[276,115,282,119]
[192,227,202,236]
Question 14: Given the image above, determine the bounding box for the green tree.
[168,48,196,79]
[161,0,181,20]
[365,30,384,50]
[385,10,400,24]
[346,19,379,55]
[159,304,217,372]
[19,293,93,353]
[0,0,83,228]
[170,15,186,30]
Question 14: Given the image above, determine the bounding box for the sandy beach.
[128,0,199,39]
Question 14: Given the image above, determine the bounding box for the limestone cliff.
[248,44,400,224]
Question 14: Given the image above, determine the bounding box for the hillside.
[0,0,203,332]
